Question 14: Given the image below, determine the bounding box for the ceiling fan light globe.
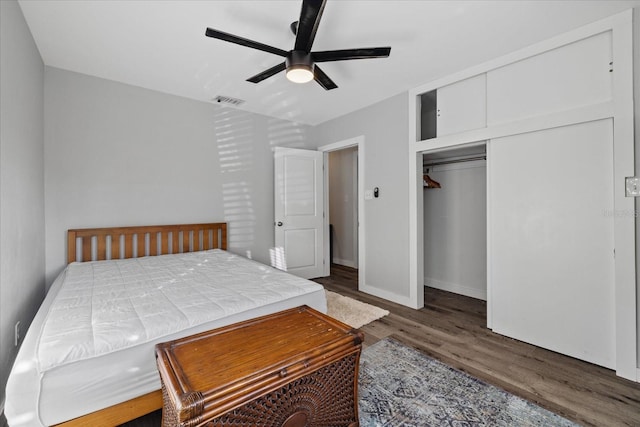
[286,66,314,83]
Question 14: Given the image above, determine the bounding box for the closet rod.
[423,155,486,168]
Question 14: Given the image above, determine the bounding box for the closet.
[409,11,636,378]
[423,144,487,302]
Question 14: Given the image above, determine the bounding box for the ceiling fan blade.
[312,47,391,62]
[294,0,327,52]
[205,28,288,57]
[313,65,337,90]
[247,62,287,83]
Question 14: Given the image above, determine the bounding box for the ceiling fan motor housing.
[286,50,314,72]
[285,50,315,83]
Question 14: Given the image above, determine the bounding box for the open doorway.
[318,136,365,291]
[328,147,358,270]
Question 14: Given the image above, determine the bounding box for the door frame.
[318,136,365,291]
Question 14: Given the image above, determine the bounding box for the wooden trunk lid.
[155,305,363,423]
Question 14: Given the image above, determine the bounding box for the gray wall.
[44,67,313,286]
[328,147,358,268]
[0,0,45,412]
[311,93,410,301]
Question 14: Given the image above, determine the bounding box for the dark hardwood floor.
[124,264,640,426]
[316,264,640,427]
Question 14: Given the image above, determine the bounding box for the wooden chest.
[155,305,364,427]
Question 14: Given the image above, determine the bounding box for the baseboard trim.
[332,258,357,269]
[425,277,487,301]
[360,284,415,308]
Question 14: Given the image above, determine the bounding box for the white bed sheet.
[5,250,326,426]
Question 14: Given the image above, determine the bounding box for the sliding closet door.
[489,119,615,368]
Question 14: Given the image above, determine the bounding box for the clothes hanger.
[423,168,441,189]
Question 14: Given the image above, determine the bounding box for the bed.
[4,222,327,427]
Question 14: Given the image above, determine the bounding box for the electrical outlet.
[14,321,21,346]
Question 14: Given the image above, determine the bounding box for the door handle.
[277,221,283,226]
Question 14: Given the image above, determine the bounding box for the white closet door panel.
[489,119,614,368]
[487,31,612,126]
[437,74,486,137]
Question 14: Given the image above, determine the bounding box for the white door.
[274,147,325,279]
[489,119,615,368]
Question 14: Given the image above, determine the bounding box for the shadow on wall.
[267,118,307,149]
[214,107,257,250]
[270,247,287,271]
[214,107,309,258]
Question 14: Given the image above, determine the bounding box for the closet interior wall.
[328,147,358,269]
[422,146,487,301]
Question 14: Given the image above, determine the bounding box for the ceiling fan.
[205,0,391,90]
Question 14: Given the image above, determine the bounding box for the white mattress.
[5,250,326,426]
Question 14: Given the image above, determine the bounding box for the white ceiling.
[18,0,640,126]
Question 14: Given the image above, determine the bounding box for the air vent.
[212,95,245,107]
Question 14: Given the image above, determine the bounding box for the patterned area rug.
[359,338,578,427]
[325,290,389,329]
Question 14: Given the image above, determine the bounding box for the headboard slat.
[112,235,121,260]
[149,233,157,256]
[125,235,134,259]
[194,230,201,252]
[67,223,228,263]
[213,230,219,250]
[82,237,92,262]
[97,236,107,260]
[205,229,211,250]
[172,232,179,256]
[221,226,227,251]
[182,231,189,254]
[161,232,169,255]
[137,234,146,257]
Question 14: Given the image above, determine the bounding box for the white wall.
[311,93,410,303]
[328,147,358,268]
[0,0,45,413]
[423,161,487,300]
[44,67,313,286]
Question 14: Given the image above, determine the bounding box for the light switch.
[626,177,640,197]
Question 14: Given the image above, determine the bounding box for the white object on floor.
[325,290,389,329]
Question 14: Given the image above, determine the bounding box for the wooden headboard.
[67,222,227,263]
